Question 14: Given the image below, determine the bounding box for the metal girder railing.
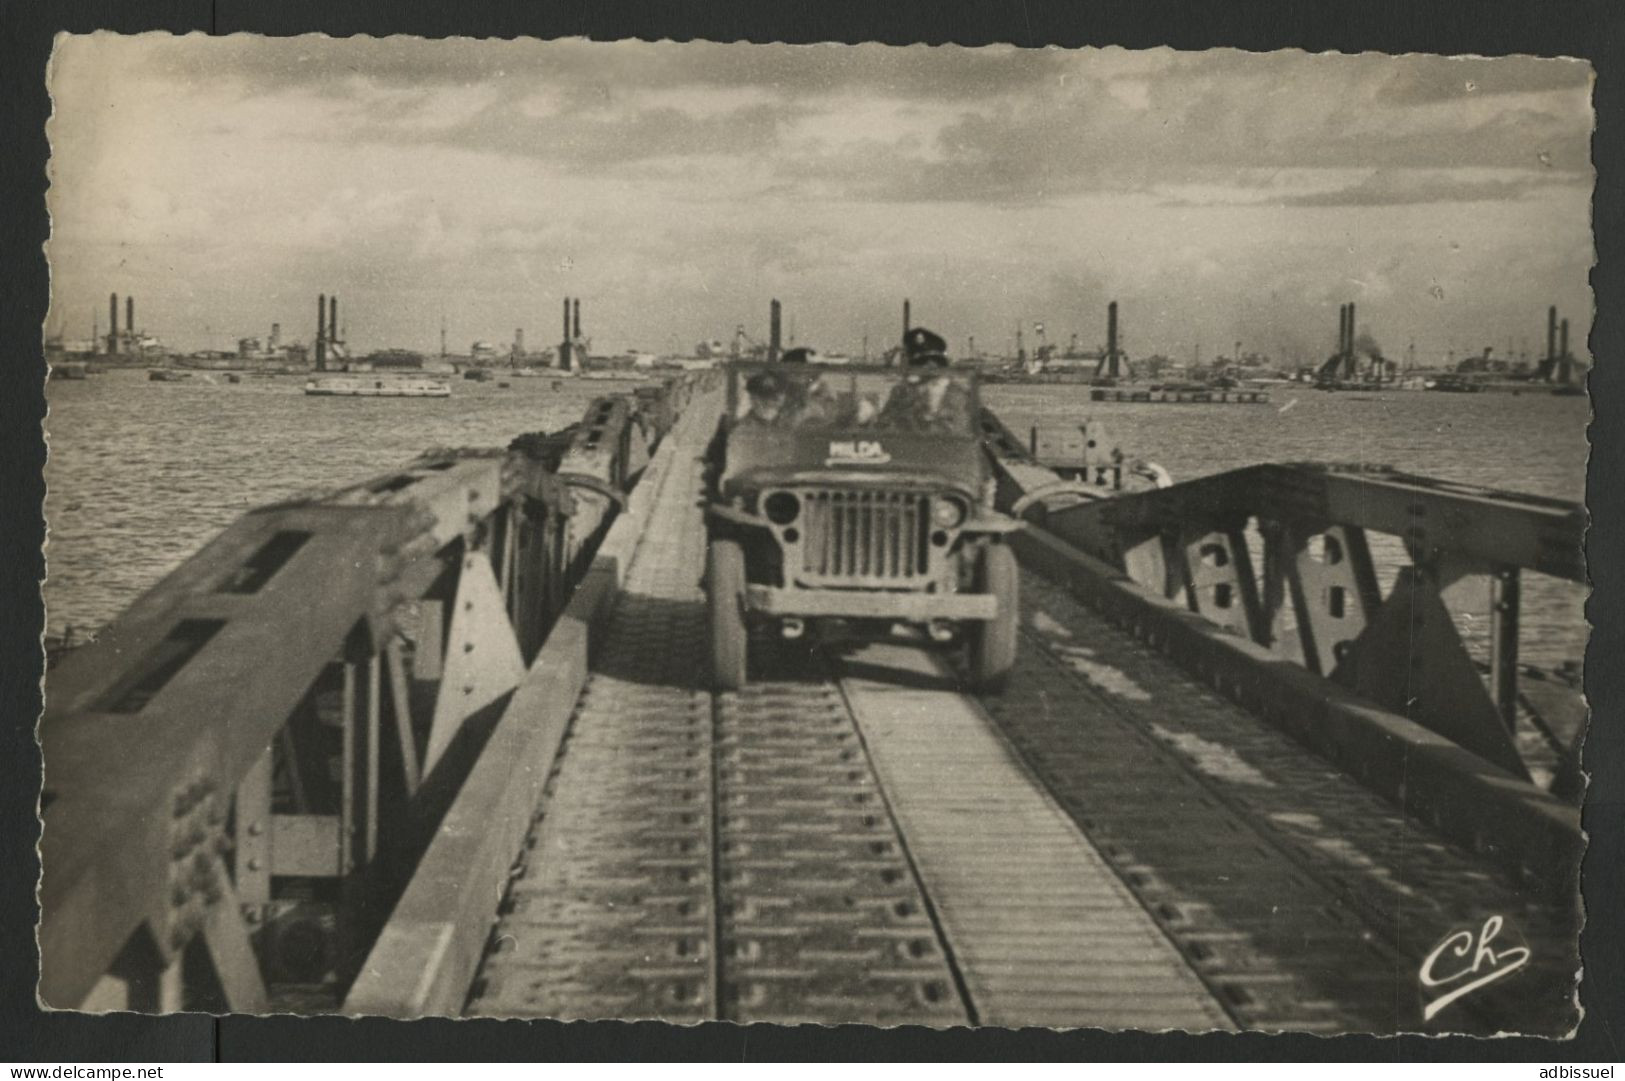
[986,445,1586,795]
[39,376,704,1013]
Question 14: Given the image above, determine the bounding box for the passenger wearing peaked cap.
[903,326,949,367]
[744,368,789,398]
[741,368,791,425]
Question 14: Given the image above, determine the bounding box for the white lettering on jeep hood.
[825,440,891,466]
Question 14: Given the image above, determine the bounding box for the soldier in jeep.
[877,328,973,432]
[703,328,1021,691]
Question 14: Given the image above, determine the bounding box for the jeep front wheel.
[970,542,1018,691]
[707,538,748,691]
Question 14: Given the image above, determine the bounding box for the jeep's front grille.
[798,490,931,584]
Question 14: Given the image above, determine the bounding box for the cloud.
[777,49,1592,205]
[1376,56,1592,104]
[88,35,1597,196]
[44,35,1595,363]
[1271,168,1581,207]
[132,35,1080,104]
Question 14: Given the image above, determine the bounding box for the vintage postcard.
[39,33,1591,1036]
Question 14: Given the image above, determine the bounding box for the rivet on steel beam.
[170,908,199,938]
[247,857,263,872]
[246,819,264,837]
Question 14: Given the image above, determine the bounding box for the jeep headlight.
[764,490,801,525]
[933,497,967,529]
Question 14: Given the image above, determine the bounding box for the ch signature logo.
[1419,915,1531,1021]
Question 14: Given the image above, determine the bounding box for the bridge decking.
[39,373,1580,1033]
[458,393,1578,1032]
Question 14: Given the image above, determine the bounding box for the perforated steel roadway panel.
[992,572,1580,1035]
[715,676,965,1025]
[466,439,716,1021]
[466,416,965,1024]
[838,645,1234,1031]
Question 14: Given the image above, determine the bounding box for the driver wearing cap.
[878,327,969,430]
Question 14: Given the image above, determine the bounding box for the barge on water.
[304,375,451,398]
[49,361,91,381]
[1423,374,1483,393]
[1090,384,1271,404]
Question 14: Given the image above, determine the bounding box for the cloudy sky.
[46,34,1593,363]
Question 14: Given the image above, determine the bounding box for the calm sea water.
[42,370,629,640]
[41,370,1590,667]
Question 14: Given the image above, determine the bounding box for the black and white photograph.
[36,32,1593,1038]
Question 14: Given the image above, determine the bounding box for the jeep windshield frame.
[724,362,982,438]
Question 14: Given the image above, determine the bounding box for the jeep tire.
[708,538,748,690]
[970,542,1018,691]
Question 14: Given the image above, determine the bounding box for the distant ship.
[304,375,451,398]
[1423,374,1482,393]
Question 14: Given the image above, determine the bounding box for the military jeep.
[702,359,1022,691]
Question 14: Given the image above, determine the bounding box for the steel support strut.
[1490,566,1521,732]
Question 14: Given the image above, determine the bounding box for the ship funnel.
[769,298,782,363]
[1107,300,1119,365]
[1346,302,1359,378]
[561,297,572,371]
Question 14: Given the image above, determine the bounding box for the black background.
[2,0,1620,1063]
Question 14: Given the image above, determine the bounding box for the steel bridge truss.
[38,384,695,1012]
[982,412,1584,903]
